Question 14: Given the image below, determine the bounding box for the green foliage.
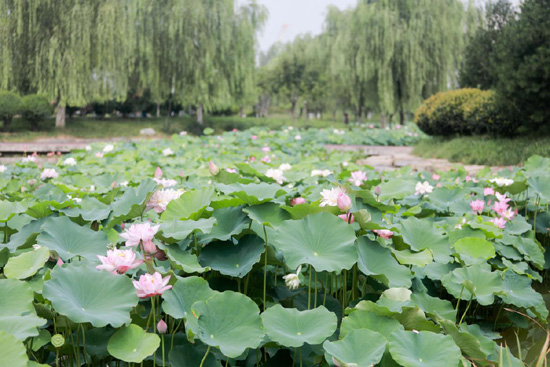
[20,94,53,131]
[0,90,21,131]
[415,88,519,137]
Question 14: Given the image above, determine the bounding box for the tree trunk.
[358,105,363,123]
[399,109,405,126]
[389,114,394,129]
[156,103,160,117]
[380,114,386,129]
[240,106,244,118]
[55,105,66,129]
[291,100,297,125]
[344,111,349,125]
[332,109,336,122]
[304,101,309,121]
[197,104,203,124]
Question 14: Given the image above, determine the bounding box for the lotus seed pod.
[51,334,65,348]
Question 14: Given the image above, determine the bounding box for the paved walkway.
[0,139,502,174]
[325,144,504,174]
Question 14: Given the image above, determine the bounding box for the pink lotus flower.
[465,176,472,182]
[146,189,183,213]
[348,171,368,187]
[501,208,516,221]
[40,168,58,180]
[56,258,64,266]
[154,167,163,179]
[260,155,271,163]
[157,319,168,334]
[373,229,393,239]
[369,124,375,129]
[491,217,507,229]
[133,272,172,298]
[226,168,237,173]
[432,174,440,181]
[495,193,511,204]
[291,197,306,206]
[483,188,495,196]
[96,249,143,274]
[493,201,509,216]
[95,152,104,158]
[338,214,355,223]
[470,200,485,215]
[120,223,160,248]
[251,135,258,140]
[337,193,353,211]
[232,128,238,132]
[208,161,220,176]
[320,187,346,207]
[261,146,271,152]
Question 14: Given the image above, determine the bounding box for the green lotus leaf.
[273,212,358,272]
[161,187,215,221]
[109,179,157,225]
[192,291,264,358]
[528,176,550,203]
[43,263,138,327]
[4,247,50,279]
[36,216,110,260]
[393,248,433,267]
[216,182,287,205]
[281,202,334,220]
[378,179,416,201]
[505,215,532,235]
[82,328,115,359]
[160,218,216,241]
[169,344,221,367]
[199,235,264,278]
[261,305,337,347]
[3,218,46,253]
[498,233,545,270]
[0,200,27,222]
[377,288,414,313]
[388,330,461,367]
[410,292,457,322]
[165,245,208,273]
[397,217,452,264]
[499,271,546,312]
[198,206,248,244]
[340,309,403,339]
[357,236,412,288]
[324,329,387,367]
[0,330,28,367]
[441,264,503,306]
[107,324,160,363]
[454,237,496,265]
[354,209,372,229]
[0,279,46,340]
[243,202,291,228]
[393,307,439,333]
[162,276,218,337]
[439,319,495,361]
[62,197,112,222]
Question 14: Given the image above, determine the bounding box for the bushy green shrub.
[0,90,22,132]
[21,94,53,131]
[415,88,519,137]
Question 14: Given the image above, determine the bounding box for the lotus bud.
[154,167,163,179]
[157,319,168,334]
[154,249,167,261]
[337,193,352,212]
[111,181,117,188]
[208,160,220,176]
[56,258,64,266]
[375,186,381,196]
[179,170,185,177]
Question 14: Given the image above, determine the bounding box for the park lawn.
[414,135,550,166]
[0,115,354,142]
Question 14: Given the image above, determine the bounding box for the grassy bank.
[0,115,355,142]
[414,135,550,166]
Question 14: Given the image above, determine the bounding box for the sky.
[252,0,522,53]
[255,0,357,52]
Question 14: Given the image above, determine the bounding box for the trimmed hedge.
[0,90,22,132]
[415,88,520,137]
[21,94,53,131]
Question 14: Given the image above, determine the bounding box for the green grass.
[413,135,550,166]
[0,115,356,142]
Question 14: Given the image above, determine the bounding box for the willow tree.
[0,0,134,128]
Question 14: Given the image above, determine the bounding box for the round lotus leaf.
[36,216,110,260]
[43,263,139,327]
[199,235,264,278]
[454,237,495,265]
[192,291,264,358]
[0,279,45,340]
[169,344,222,367]
[0,330,28,367]
[4,247,50,279]
[273,212,358,272]
[340,310,403,339]
[323,329,387,367]
[261,305,337,347]
[107,324,160,363]
[388,329,461,367]
[441,264,503,306]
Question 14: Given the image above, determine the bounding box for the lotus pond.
[1,127,549,367]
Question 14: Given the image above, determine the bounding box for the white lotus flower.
[154,178,178,187]
[0,165,6,172]
[279,163,292,171]
[294,135,302,140]
[22,155,36,163]
[162,148,174,156]
[490,177,514,187]
[265,168,286,185]
[415,181,433,195]
[103,144,114,153]
[320,187,346,207]
[40,168,58,180]
[283,265,302,290]
[85,145,92,151]
[63,157,77,166]
[311,169,333,178]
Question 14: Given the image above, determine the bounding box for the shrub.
[21,94,53,131]
[415,88,519,137]
[0,90,22,132]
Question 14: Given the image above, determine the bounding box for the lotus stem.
[455,285,464,311]
[199,346,211,367]
[314,269,318,308]
[263,225,268,311]
[459,295,473,326]
[308,268,312,310]
[324,273,328,306]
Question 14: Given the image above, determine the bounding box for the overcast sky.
[253,0,522,52]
